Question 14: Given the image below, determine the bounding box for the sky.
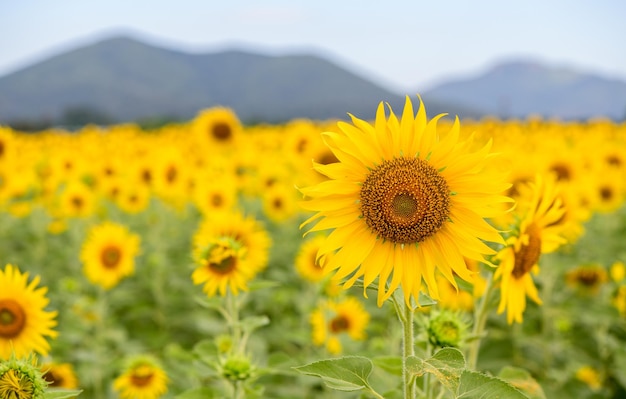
[1,0,625,93]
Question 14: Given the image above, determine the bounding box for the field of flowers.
[1,97,625,399]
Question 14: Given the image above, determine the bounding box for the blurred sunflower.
[495,175,568,324]
[300,96,511,306]
[192,173,238,216]
[193,211,271,276]
[57,180,97,219]
[80,222,141,290]
[191,106,242,149]
[295,235,334,283]
[310,296,370,354]
[262,183,299,223]
[0,264,58,359]
[191,237,254,297]
[41,362,79,389]
[113,355,168,399]
[565,263,608,295]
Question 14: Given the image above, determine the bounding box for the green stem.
[398,294,416,399]
[226,291,243,354]
[468,272,495,370]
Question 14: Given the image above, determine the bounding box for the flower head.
[113,355,168,399]
[80,222,141,290]
[495,174,568,324]
[300,96,511,306]
[310,297,370,354]
[0,354,48,399]
[0,264,58,359]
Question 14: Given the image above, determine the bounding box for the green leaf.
[613,348,626,389]
[193,339,218,363]
[194,296,225,312]
[44,389,83,399]
[417,292,438,307]
[406,348,466,392]
[240,315,270,333]
[248,280,280,291]
[457,370,529,399]
[175,387,216,398]
[294,356,374,392]
[372,356,403,376]
[498,366,546,399]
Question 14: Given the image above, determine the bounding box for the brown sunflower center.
[0,299,26,339]
[71,196,84,209]
[360,157,450,244]
[101,246,122,269]
[575,269,602,287]
[550,163,571,181]
[211,193,223,207]
[209,256,237,275]
[512,224,542,279]
[165,165,178,183]
[211,122,232,141]
[42,370,62,387]
[0,369,34,399]
[600,186,613,201]
[329,315,350,333]
[130,371,154,387]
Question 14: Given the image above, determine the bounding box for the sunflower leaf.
[239,315,270,333]
[44,389,83,399]
[457,370,529,399]
[406,348,465,392]
[498,366,546,399]
[294,356,374,392]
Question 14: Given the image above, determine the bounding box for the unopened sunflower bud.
[214,335,233,354]
[220,355,254,381]
[0,354,47,399]
[427,311,466,348]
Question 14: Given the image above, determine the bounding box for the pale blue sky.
[1,0,625,92]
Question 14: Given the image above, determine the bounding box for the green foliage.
[294,356,376,392]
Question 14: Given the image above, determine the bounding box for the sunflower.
[113,355,168,399]
[0,354,47,399]
[295,235,335,283]
[300,96,511,306]
[262,183,299,223]
[191,106,242,149]
[310,296,370,354]
[57,180,97,219]
[192,173,238,216]
[80,222,141,290]
[193,211,271,277]
[494,175,568,324]
[0,264,58,359]
[41,362,79,389]
[191,237,255,297]
[565,264,608,295]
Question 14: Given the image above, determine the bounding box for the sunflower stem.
[468,272,495,369]
[226,291,243,355]
[398,293,416,399]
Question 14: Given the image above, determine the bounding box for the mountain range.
[0,36,625,128]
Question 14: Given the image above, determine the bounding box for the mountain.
[423,60,626,120]
[0,36,480,127]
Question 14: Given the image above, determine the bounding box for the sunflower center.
[512,224,542,279]
[329,315,350,333]
[0,369,34,399]
[576,270,602,287]
[360,157,450,244]
[166,165,178,183]
[211,194,223,207]
[42,370,62,387]
[212,122,232,141]
[550,163,571,181]
[101,246,122,269]
[600,186,613,201]
[71,196,84,209]
[0,299,26,339]
[130,371,154,387]
[209,256,237,275]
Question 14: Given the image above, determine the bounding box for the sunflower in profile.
[0,264,58,359]
[310,296,370,354]
[494,175,568,324]
[113,355,168,399]
[41,362,79,389]
[191,106,242,149]
[300,96,511,306]
[295,235,334,283]
[80,222,141,290]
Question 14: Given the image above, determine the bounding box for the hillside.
[423,60,626,120]
[0,36,480,126]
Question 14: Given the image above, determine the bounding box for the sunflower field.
[1,98,626,399]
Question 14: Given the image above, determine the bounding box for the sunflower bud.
[214,334,233,354]
[427,311,466,348]
[219,355,254,381]
[0,354,47,399]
